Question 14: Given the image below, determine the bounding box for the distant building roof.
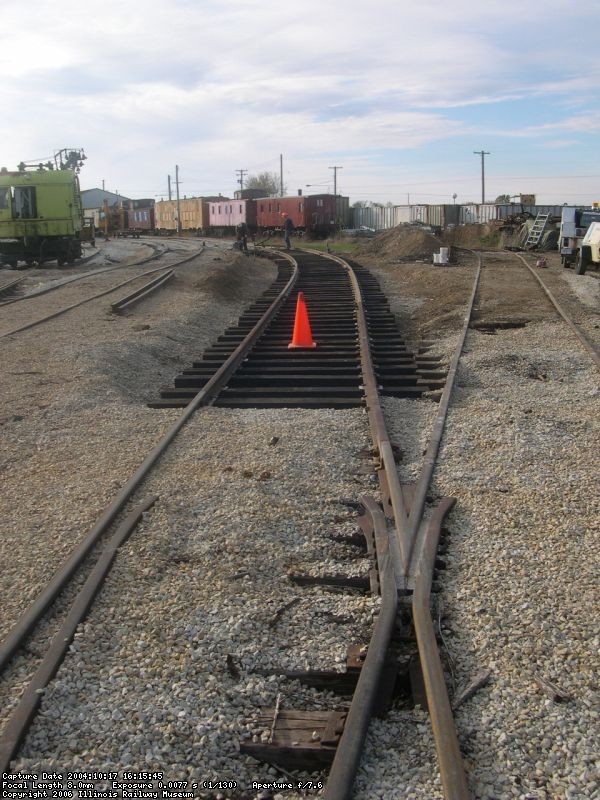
[235,188,268,200]
[80,188,131,209]
[155,195,227,204]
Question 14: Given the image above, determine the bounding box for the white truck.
[559,206,600,274]
[575,222,600,275]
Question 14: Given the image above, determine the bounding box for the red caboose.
[126,199,155,231]
[255,195,306,231]
[255,193,343,237]
[304,194,338,236]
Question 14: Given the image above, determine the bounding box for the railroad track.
[0,242,167,308]
[0,244,206,339]
[0,275,26,299]
[512,252,600,367]
[1,246,596,796]
[151,253,444,409]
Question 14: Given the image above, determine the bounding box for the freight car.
[208,197,257,234]
[126,198,155,232]
[155,196,224,234]
[255,193,348,236]
[0,154,88,268]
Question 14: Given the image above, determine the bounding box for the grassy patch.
[297,240,359,254]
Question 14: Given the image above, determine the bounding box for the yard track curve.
[0,244,206,339]
[0,246,502,800]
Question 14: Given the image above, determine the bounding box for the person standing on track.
[236,221,249,255]
[282,214,294,251]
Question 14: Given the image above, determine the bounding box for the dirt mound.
[442,223,503,249]
[192,252,274,301]
[358,226,443,259]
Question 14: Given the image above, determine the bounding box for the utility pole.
[168,175,172,201]
[280,154,283,197]
[175,165,182,234]
[236,169,247,191]
[103,199,109,240]
[328,165,343,197]
[473,150,490,204]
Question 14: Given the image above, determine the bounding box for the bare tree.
[495,194,512,203]
[246,171,285,196]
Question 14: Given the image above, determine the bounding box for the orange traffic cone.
[288,291,317,349]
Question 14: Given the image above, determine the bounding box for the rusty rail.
[514,253,600,369]
[325,497,398,799]
[0,496,158,773]
[0,243,168,308]
[0,276,25,298]
[110,268,175,312]
[405,251,483,569]
[412,499,469,798]
[0,252,297,678]
[319,249,475,800]
[0,249,202,338]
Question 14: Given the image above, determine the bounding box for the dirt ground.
[352,225,599,344]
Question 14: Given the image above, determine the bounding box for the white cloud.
[0,0,598,203]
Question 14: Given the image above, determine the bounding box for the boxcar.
[209,198,256,232]
[305,194,338,236]
[126,199,155,231]
[255,194,341,236]
[155,197,218,233]
[255,196,306,231]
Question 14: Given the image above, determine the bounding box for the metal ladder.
[524,212,550,249]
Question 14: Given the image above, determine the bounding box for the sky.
[1,0,598,207]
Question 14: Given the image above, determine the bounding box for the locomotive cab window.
[14,186,38,218]
[0,187,9,210]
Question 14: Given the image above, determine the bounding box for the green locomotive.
[0,149,88,268]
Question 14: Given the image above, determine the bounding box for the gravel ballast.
[2,243,598,799]
[0,245,277,637]
[13,407,376,796]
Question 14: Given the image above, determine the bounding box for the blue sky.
[1,0,598,206]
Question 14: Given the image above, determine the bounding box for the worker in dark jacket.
[282,215,294,250]
[236,221,249,254]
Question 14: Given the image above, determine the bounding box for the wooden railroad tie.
[241,709,347,770]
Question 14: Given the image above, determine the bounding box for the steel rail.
[0,276,25,298]
[514,253,600,369]
[0,496,158,773]
[0,243,168,307]
[311,250,411,575]
[325,497,397,800]
[405,251,483,569]
[0,250,202,339]
[110,268,175,312]
[412,499,470,799]
[0,252,298,678]
[317,249,471,799]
